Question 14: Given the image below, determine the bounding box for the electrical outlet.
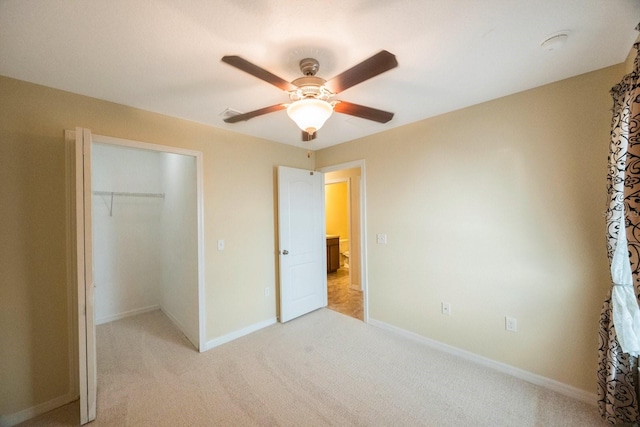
[264,287,270,297]
[376,234,387,244]
[441,302,451,315]
[505,316,517,332]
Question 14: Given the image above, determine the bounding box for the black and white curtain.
[598,30,640,424]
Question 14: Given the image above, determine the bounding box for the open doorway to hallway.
[324,167,364,321]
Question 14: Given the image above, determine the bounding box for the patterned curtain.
[598,39,640,424]
[626,44,640,298]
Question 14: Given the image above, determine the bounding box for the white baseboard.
[368,318,597,406]
[202,317,277,352]
[0,392,77,427]
[96,304,160,325]
[161,308,199,350]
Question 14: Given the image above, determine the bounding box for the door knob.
[282,250,289,255]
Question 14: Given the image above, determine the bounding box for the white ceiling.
[1,1,639,150]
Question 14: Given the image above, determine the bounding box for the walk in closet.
[91,142,199,348]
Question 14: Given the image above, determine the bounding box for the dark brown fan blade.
[222,56,297,92]
[302,131,317,141]
[223,104,287,123]
[325,50,398,94]
[333,101,394,123]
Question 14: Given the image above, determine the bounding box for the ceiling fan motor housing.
[299,58,320,76]
[290,76,332,101]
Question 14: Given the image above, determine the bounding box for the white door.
[74,127,97,424]
[278,166,327,322]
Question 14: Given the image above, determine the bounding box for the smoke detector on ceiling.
[541,31,569,51]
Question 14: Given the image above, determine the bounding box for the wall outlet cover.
[376,234,387,244]
[441,302,451,315]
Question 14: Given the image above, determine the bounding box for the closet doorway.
[72,129,205,424]
[91,135,204,349]
[321,161,367,322]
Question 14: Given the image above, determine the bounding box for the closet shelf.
[93,191,165,216]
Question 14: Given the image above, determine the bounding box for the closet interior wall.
[92,142,198,348]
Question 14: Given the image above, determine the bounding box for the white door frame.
[319,160,368,323]
[73,130,206,424]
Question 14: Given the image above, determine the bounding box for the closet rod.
[92,191,165,217]
[93,191,165,198]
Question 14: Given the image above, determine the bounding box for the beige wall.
[0,75,312,417]
[325,182,349,240]
[316,64,624,392]
[0,59,627,416]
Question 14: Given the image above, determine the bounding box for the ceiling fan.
[221,50,398,141]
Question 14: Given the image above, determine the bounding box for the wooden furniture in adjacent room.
[326,235,340,273]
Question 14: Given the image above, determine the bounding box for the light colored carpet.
[21,308,610,426]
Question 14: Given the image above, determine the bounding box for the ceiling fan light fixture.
[286,98,333,135]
